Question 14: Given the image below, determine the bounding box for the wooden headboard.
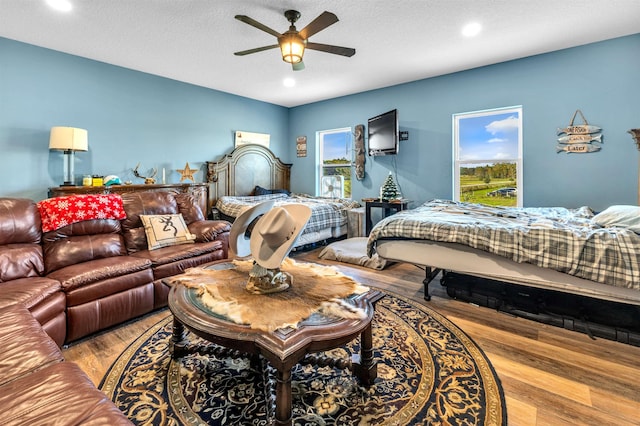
[206,144,292,209]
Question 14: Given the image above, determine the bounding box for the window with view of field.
[453,106,523,207]
[318,128,352,198]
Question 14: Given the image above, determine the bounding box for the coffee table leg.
[352,322,377,386]
[274,368,293,426]
[169,317,187,359]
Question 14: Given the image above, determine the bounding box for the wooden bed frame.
[206,144,291,213]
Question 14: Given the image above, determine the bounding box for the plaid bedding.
[216,193,361,235]
[367,199,640,290]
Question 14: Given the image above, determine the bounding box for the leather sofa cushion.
[0,243,44,282]
[189,219,232,243]
[152,250,227,282]
[43,218,123,238]
[42,219,126,274]
[30,292,67,347]
[175,192,206,223]
[66,283,154,342]
[130,240,223,267]
[0,276,61,312]
[0,304,63,387]
[65,268,154,308]
[121,191,180,253]
[0,361,133,426]
[47,255,152,295]
[0,198,41,245]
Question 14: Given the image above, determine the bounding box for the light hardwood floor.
[63,248,640,425]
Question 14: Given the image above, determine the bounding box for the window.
[318,128,352,198]
[453,106,523,207]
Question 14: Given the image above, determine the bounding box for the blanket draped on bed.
[367,200,640,290]
[216,193,361,234]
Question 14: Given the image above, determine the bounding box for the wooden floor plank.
[504,396,537,426]
[450,315,640,394]
[589,388,640,425]
[487,352,592,406]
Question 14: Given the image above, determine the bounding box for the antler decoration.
[628,129,640,151]
[132,163,157,184]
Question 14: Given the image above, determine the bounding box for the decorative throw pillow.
[253,185,291,196]
[140,214,196,250]
[592,205,640,233]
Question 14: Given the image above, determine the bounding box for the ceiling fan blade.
[235,15,282,38]
[292,61,305,71]
[234,45,279,56]
[298,11,339,40]
[306,42,356,57]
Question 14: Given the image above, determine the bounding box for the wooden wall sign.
[296,136,307,157]
[556,110,602,154]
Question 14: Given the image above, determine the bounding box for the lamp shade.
[49,127,88,151]
[279,33,305,64]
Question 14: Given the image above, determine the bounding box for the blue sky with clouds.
[458,111,520,161]
[323,131,351,161]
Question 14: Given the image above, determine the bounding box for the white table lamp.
[49,126,88,186]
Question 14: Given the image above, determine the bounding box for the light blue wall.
[2,35,638,212]
[0,37,288,201]
[289,34,640,211]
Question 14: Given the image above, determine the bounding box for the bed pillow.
[140,214,196,250]
[592,205,640,233]
[253,185,290,196]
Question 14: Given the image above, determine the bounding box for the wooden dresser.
[48,183,210,217]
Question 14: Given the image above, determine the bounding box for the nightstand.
[365,200,409,235]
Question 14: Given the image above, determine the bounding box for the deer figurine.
[628,129,640,151]
[132,163,157,184]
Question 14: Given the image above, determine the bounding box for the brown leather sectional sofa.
[0,190,231,424]
[0,304,133,425]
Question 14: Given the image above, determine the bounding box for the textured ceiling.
[1,1,639,107]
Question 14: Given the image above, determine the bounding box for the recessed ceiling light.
[283,78,295,88]
[462,22,482,37]
[46,0,73,12]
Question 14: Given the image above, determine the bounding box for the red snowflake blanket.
[37,194,127,233]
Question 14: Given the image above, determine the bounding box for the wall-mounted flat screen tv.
[368,109,399,156]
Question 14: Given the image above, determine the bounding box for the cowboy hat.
[250,204,312,269]
[229,200,275,257]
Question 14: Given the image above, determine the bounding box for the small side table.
[365,200,409,235]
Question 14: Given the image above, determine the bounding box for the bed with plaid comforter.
[367,199,640,290]
[216,193,361,238]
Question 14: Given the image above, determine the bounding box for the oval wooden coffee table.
[168,276,383,426]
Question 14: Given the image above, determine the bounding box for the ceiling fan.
[234,10,356,71]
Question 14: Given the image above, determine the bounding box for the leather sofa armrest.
[188,220,231,243]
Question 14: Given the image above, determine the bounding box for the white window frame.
[453,106,523,207]
[317,127,353,198]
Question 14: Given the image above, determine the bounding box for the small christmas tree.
[380,172,401,201]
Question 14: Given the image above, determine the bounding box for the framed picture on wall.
[453,106,523,207]
[235,131,270,148]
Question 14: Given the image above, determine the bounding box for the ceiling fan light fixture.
[279,33,305,64]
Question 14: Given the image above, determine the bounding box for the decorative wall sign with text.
[296,136,307,157]
[556,110,602,154]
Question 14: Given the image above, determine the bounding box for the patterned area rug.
[100,291,506,425]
